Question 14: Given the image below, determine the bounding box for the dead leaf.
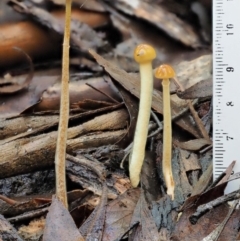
[0,73,59,118]
[42,196,84,241]
[177,78,212,99]
[175,55,212,91]
[102,189,140,241]
[115,84,139,147]
[129,192,159,241]
[173,139,212,151]
[79,183,108,240]
[0,48,33,94]
[36,76,121,111]
[0,214,24,241]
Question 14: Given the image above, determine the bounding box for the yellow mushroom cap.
[155,64,175,79]
[134,44,156,63]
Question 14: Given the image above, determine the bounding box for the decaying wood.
[108,0,201,48]
[0,104,123,144]
[0,109,128,178]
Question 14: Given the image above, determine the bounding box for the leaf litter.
[0,0,239,241]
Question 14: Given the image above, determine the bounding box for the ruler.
[213,0,240,193]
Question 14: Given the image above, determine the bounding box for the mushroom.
[129,44,156,187]
[155,64,175,199]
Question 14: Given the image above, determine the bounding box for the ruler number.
[226,101,234,106]
[226,24,234,35]
[226,67,234,72]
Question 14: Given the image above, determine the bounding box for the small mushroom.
[155,64,175,199]
[129,44,156,187]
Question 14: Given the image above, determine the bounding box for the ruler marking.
[213,0,240,194]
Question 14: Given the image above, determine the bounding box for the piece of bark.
[108,0,202,48]
[129,192,159,241]
[0,109,128,178]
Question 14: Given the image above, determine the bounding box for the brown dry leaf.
[102,189,140,241]
[172,204,239,241]
[89,49,200,137]
[36,76,121,111]
[129,192,159,241]
[180,150,201,172]
[79,183,108,240]
[108,0,202,48]
[0,73,59,118]
[42,196,84,241]
[173,163,239,241]
[0,48,33,94]
[174,55,212,91]
[191,163,213,197]
[0,214,24,241]
[177,78,212,99]
[116,84,139,147]
[173,138,212,151]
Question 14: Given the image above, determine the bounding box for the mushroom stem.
[129,62,154,187]
[55,0,72,208]
[155,64,176,199]
[162,78,175,199]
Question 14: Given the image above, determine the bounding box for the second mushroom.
[155,64,176,199]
